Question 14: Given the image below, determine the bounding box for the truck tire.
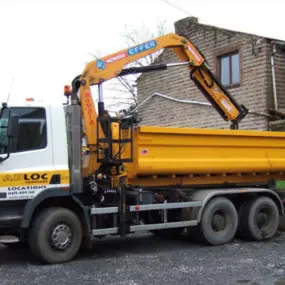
[189,197,238,245]
[28,207,83,264]
[238,196,279,241]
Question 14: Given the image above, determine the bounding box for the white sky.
[0,0,285,109]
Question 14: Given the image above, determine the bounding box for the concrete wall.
[136,17,274,131]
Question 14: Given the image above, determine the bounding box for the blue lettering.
[149,40,156,48]
[127,40,157,56]
[128,48,134,55]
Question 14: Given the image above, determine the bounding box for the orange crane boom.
[69,32,249,176]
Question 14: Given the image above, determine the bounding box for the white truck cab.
[0,101,70,202]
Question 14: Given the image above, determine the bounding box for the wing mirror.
[8,114,19,138]
[0,111,19,162]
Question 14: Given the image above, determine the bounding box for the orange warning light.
[64,85,72,96]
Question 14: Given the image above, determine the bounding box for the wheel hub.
[212,213,226,232]
[256,211,269,228]
[51,223,72,250]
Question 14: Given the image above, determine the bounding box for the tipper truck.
[1,33,285,264]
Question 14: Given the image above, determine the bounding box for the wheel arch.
[20,188,91,242]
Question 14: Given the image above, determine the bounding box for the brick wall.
[273,45,285,110]
[136,17,274,131]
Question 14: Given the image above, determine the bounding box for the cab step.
[0,235,20,243]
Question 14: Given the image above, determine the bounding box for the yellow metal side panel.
[128,173,285,187]
[126,126,285,177]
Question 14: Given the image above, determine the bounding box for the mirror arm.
[0,152,9,163]
[0,106,17,163]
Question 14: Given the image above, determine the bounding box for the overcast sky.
[0,0,284,108]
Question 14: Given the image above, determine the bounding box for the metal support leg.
[162,200,168,223]
[98,83,105,117]
[119,186,127,237]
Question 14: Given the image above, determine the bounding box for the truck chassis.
[1,184,282,264]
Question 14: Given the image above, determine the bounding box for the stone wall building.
[136,17,285,131]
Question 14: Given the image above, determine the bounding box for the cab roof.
[4,100,65,108]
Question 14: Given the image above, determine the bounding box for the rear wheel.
[188,197,238,245]
[28,207,83,264]
[238,196,279,241]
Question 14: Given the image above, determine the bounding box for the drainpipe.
[271,42,278,111]
[131,92,211,113]
[131,92,271,118]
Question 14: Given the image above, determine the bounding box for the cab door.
[0,106,54,201]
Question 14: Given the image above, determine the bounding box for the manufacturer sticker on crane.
[127,40,157,56]
[187,45,202,63]
[96,59,106,70]
[105,52,128,64]
[221,99,233,113]
[141,149,148,155]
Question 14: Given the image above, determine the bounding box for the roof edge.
[174,16,285,43]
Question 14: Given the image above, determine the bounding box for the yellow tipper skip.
[0,32,285,265]
[127,126,285,186]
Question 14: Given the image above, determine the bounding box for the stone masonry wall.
[136,17,273,130]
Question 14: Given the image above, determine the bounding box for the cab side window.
[0,109,9,153]
[0,107,47,154]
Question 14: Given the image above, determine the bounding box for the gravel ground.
[1,232,285,285]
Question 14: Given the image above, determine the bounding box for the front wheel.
[28,207,83,264]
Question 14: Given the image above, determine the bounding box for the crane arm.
[70,32,248,175]
[77,32,247,127]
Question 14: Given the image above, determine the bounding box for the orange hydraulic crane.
[67,32,248,177]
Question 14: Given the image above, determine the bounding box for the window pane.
[220,56,230,86]
[11,107,47,152]
[231,53,240,84]
[0,109,9,154]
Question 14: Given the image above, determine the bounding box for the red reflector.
[135,205,140,210]
[61,187,69,191]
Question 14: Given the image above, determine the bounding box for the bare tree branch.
[117,19,170,106]
[88,19,170,112]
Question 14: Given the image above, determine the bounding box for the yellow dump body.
[126,126,285,187]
